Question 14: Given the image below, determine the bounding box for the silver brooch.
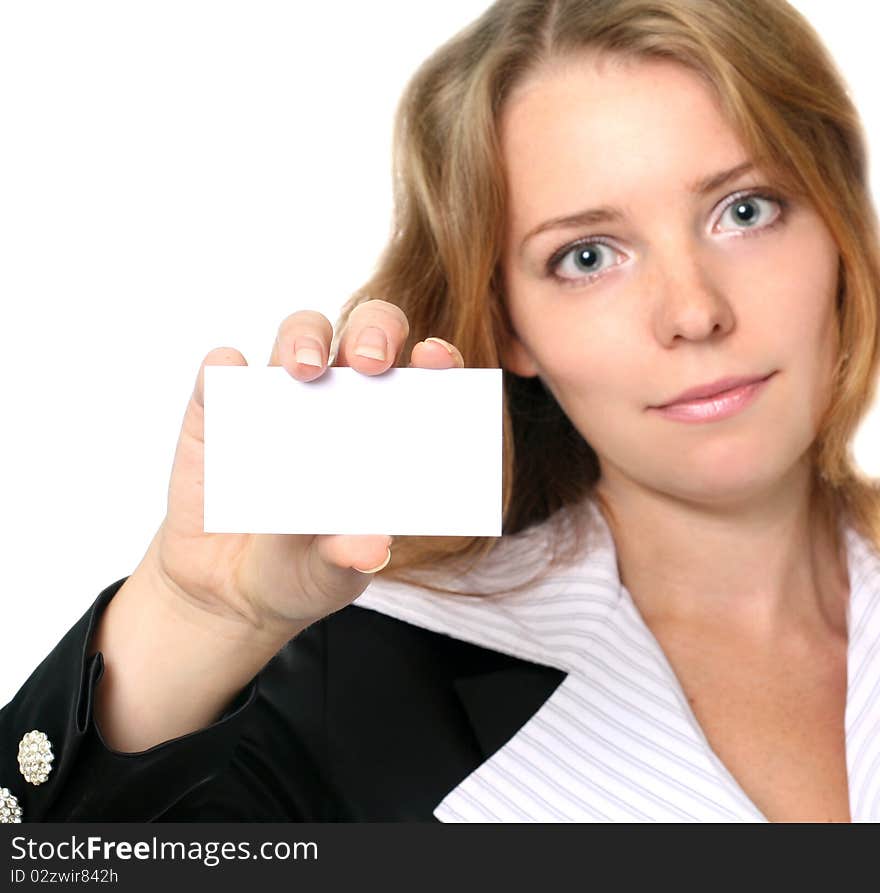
[18,730,54,785]
[0,787,23,822]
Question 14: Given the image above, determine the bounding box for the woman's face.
[498,53,841,508]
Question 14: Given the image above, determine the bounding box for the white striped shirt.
[353,498,880,822]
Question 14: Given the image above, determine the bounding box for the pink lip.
[655,373,775,407]
[648,372,776,423]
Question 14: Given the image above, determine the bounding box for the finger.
[269,310,334,381]
[407,337,465,369]
[192,346,248,410]
[315,534,394,576]
[334,298,410,373]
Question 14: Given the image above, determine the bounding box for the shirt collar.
[354,500,880,822]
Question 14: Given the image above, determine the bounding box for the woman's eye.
[548,240,623,284]
[715,192,785,235]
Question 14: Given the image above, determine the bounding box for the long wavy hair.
[332,0,880,596]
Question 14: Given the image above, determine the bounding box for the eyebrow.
[519,160,756,255]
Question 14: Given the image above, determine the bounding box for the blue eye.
[716,191,786,235]
[546,239,625,286]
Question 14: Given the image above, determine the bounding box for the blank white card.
[203,365,503,536]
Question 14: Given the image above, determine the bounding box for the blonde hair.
[332,0,880,596]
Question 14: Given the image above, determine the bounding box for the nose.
[650,243,735,347]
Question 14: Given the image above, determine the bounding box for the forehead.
[499,54,747,225]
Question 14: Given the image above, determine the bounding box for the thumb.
[191,346,248,411]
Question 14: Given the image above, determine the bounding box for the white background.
[1,0,878,706]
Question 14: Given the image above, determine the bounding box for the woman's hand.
[148,299,464,643]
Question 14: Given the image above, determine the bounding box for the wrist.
[88,557,298,753]
[133,555,305,671]
[135,526,308,655]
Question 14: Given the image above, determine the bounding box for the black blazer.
[0,578,566,821]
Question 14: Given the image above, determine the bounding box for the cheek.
[529,313,635,412]
[512,284,674,440]
[760,225,840,411]
[507,276,639,389]
[536,331,639,452]
[739,213,839,343]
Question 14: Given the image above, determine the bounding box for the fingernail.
[353,545,392,575]
[424,337,455,355]
[354,326,387,361]
[294,338,323,368]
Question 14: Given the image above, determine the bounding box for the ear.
[500,328,541,378]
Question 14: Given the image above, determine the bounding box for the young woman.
[3,0,879,823]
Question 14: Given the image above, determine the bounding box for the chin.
[649,435,781,494]
[666,459,796,510]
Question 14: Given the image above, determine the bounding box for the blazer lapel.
[452,664,566,760]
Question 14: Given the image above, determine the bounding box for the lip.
[653,373,775,407]
[648,372,777,424]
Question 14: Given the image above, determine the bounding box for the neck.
[593,460,849,642]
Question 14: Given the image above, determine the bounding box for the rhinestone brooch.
[0,787,23,822]
[18,729,54,785]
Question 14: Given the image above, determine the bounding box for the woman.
[2,0,879,823]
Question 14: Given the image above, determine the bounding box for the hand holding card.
[130,301,495,647]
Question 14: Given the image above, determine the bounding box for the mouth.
[651,372,777,409]
[647,371,778,424]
